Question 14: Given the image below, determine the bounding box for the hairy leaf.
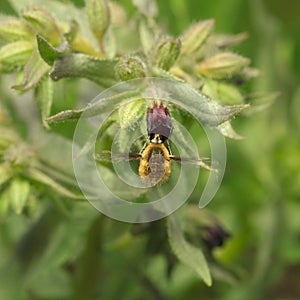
[27,168,84,200]
[167,214,212,286]
[37,34,69,66]
[47,90,139,123]
[217,121,244,139]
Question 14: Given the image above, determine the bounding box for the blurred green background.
[1,0,300,299]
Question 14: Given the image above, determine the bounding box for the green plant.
[0,0,277,299]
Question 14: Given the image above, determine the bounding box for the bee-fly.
[95,102,214,185]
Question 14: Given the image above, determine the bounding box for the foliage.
[0,0,299,299]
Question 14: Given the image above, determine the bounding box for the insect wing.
[169,155,218,172]
[95,151,141,163]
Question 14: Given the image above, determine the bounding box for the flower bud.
[153,36,181,71]
[181,19,214,55]
[85,0,110,51]
[202,224,230,252]
[115,55,147,80]
[0,41,33,73]
[213,32,248,49]
[21,6,62,46]
[196,52,250,79]
[9,178,30,214]
[0,18,33,42]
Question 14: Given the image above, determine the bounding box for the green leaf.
[46,108,84,123]
[27,168,84,199]
[49,53,118,87]
[167,214,212,286]
[174,87,249,126]
[202,79,244,106]
[47,89,139,123]
[64,19,80,44]
[118,99,145,128]
[12,47,51,91]
[0,40,33,73]
[8,178,30,214]
[217,121,244,140]
[35,76,54,129]
[37,34,69,66]
[46,78,247,126]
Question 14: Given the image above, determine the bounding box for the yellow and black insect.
[96,102,213,185]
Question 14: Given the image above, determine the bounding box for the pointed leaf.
[46,108,84,123]
[27,168,84,199]
[12,47,51,91]
[170,86,249,126]
[167,214,212,286]
[202,80,244,106]
[47,89,139,123]
[217,121,245,139]
[37,34,69,66]
[49,53,118,87]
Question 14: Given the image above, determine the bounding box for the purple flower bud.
[147,102,172,141]
[202,224,230,252]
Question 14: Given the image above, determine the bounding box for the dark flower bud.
[147,102,172,141]
[202,224,230,252]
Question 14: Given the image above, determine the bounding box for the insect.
[96,102,214,185]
